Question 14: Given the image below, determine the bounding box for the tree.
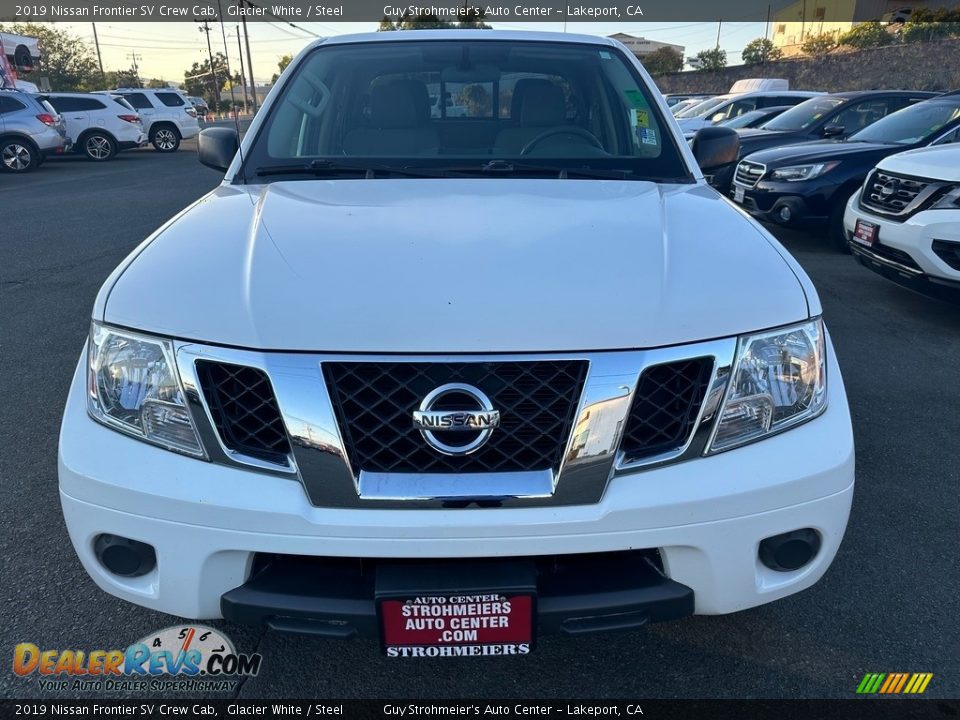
[694,48,727,72]
[839,22,892,49]
[741,38,783,64]
[901,8,960,43]
[641,47,683,75]
[801,32,837,57]
[0,22,100,90]
[103,69,140,89]
[182,53,239,109]
[147,78,171,89]
[271,54,293,83]
[378,8,490,30]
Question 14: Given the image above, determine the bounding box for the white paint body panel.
[103,180,810,352]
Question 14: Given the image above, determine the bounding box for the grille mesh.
[734,160,765,187]
[196,361,291,464]
[323,361,588,474]
[859,170,947,220]
[620,358,713,464]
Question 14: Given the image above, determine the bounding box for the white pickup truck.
[59,30,854,658]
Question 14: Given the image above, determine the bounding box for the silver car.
[0,89,70,173]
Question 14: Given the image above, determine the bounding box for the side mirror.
[691,126,740,172]
[198,127,239,172]
[822,124,844,137]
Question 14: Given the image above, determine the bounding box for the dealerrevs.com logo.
[13,625,262,693]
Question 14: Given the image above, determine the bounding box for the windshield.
[760,96,846,131]
[848,98,960,145]
[243,40,689,182]
[718,110,769,129]
[675,95,730,119]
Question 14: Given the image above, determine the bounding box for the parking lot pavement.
[1,148,958,699]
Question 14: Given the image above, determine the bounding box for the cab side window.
[123,93,153,110]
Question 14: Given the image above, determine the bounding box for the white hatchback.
[46,93,147,161]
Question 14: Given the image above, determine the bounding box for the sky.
[51,20,770,85]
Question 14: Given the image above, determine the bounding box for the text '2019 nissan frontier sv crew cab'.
[59,31,854,658]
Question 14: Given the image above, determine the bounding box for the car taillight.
[36,113,57,126]
[185,107,197,118]
[118,114,140,124]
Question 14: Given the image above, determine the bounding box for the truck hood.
[103,179,810,352]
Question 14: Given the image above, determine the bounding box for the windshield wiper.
[254,159,443,178]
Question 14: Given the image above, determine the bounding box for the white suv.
[845,143,960,302]
[60,31,854,656]
[46,93,146,161]
[104,88,199,152]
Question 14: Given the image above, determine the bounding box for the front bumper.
[59,340,854,625]
[844,190,960,301]
[731,179,836,225]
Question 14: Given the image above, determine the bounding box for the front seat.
[343,79,438,156]
[494,79,576,155]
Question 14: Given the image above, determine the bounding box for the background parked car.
[715,105,792,129]
[46,92,146,161]
[845,144,960,302]
[0,89,69,173]
[731,92,960,250]
[100,88,199,152]
[675,90,823,133]
[664,93,713,108]
[710,91,940,195]
[187,95,209,119]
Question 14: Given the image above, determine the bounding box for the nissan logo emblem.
[412,383,500,456]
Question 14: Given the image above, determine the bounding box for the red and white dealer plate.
[380,593,535,658]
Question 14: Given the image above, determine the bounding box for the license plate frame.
[852,218,879,247]
[733,185,745,203]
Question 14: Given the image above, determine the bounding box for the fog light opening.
[777,205,793,223]
[759,528,820,572]
[94,534,156,577]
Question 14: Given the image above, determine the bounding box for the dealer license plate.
[380,593,534,658]
[733,186,745,203]
[853,219,878,247]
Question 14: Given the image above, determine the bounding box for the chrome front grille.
[175,340,737,509]
[322,360,588,475]
[860,170,950,220]
[734,160,765,187]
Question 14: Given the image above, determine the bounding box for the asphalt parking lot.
[1,142,958,700]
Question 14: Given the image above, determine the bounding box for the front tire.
[828,196,852,254]
[0,138,37,173]
[151,125,181,153]
[82,132,116,161]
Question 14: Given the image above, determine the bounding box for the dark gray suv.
[0,89,70,173]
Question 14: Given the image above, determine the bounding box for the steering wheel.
[520,127,603,156]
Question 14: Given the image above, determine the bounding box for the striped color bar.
[857,673,933,694]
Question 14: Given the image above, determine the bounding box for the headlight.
[769,162,839,182]
[930,184,960,210]
[707,319,827,454]
[87,322,205,457]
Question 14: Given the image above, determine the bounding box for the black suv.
[710,91,939,195]
[730,92,960,250]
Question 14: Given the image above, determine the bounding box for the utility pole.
[715,20,722,49]
[235,28,250,114]
[197,20,222,110]
[241,3,258,112]
[126,52,142,87]
[91,23,106,85]
[215,0,238,118]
